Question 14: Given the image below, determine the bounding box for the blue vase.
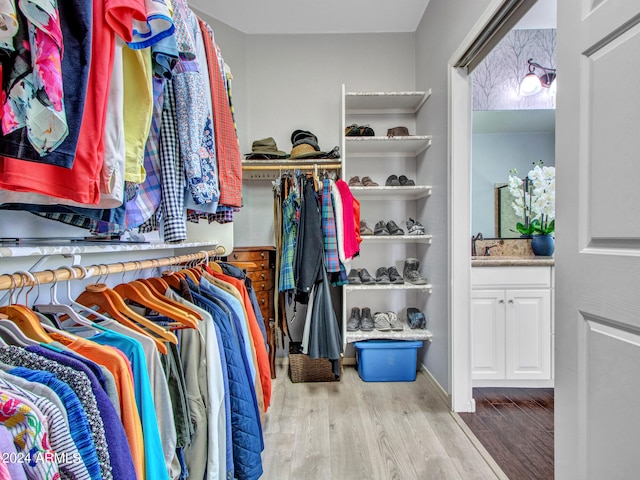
[531,234,554,256]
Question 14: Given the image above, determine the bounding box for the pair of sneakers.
[372,311,404,331]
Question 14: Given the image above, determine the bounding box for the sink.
[473,238,534,257]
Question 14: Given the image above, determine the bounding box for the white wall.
[221,32,416,247]
[472,131,556,237]
[415,0,493,393]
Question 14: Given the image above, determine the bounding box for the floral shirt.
[0,0,18,51]
[2,0,67,156]
[0,390,60,480]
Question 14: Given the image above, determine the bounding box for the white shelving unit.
[341,85,433,346]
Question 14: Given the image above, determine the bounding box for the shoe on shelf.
[349,176,363,186]
[399,175,416,186]
[347,307,361,331]
[347,269,361,284]
[361,176,379,186]
[360,307,375,331]
[403,258,428,285]
[406,307,427,329]
[374,220,390,236]
[386,220,405,236]
[386,311,404,331]
[375,267,391,284]
[360,220,374,236]
[406,217,425,235]
[387,266,404,284]
[359,268,375,284]
[373,312,391,331]
[385,174,401,186]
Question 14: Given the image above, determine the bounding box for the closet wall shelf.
[360,235,432,244]
[0,241,221,259]
[344,283,433,293]
[346,329,433,343]
[345,89,431,114]
[350,185,432,200]
[242,159,342,170]
[345,136,432,156]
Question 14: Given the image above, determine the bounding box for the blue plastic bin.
[354,340,423,382]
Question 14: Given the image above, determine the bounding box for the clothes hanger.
[113,262,199,329]
[137,260,202,321]
[0,272,53,344]
[75,265,173,352]
[202,250,223,274]
[34,268,106,335]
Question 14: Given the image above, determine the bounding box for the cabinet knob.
[261,283,266,289]
[260,263,266,269]
[508,299,514,304]
[261,273,265,280]
[260,252,265,259]
[498,299,505,304]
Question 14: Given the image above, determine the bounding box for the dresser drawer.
[256,290,273,315]
[246,269,273,284]
[229,250,271,263]
[252,277,273,292]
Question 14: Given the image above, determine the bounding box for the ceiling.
[191,0,556,35]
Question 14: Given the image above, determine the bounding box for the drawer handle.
[261,273,265,280]
[508,299,514,304]
[260,252,265,259]
[260,263,266,269]
[498,299,505,304]
[233,254,239,259]
[261,299,266,305]
[261,283,266,289]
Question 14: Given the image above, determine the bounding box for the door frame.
[448,0,525,412]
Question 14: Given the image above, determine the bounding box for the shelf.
[242,159,342,170]
[344,283,432,293]
[360,234,432,244]
[0,241,221,259]
[346,328,433,343]
[350,185,432,200]
[345,136,432,157]
[345,90,431,114]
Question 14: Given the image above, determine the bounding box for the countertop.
[471,256,555,267]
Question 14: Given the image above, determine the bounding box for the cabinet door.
[471,290,506,380]
[505,289,551,380]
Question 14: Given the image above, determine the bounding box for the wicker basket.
[288,353,342,383]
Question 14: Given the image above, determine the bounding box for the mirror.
[471,109,555,238]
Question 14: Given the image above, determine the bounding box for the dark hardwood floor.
[459,388,554,480]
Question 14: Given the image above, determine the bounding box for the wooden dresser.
[224,246,276,378]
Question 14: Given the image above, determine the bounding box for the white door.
[556,1,640,478]
[506,289,551,380]
[471,290,505,380]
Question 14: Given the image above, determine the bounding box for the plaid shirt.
[199,19,242,207]
[126,76,165,228]
[279,190,299,292]
[321,179,340,273]
[159,79,187,242]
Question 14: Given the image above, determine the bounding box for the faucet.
[484,244,499,256]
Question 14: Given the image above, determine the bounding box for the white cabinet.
[471,266,553,386]
[340,85,433,346]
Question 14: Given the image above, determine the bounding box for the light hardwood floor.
[262,363,507,479]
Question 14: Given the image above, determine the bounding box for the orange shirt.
[205,268,272,411]
[50,333,145,480]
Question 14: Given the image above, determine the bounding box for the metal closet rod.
[0,246,226,291]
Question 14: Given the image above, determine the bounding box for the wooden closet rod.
[242,163,342,171]
[0,246,226,291]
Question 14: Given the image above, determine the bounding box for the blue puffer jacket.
[190,288,264,480]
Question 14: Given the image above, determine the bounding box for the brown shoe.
[361,176,379,186]
[349,176,363,186]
